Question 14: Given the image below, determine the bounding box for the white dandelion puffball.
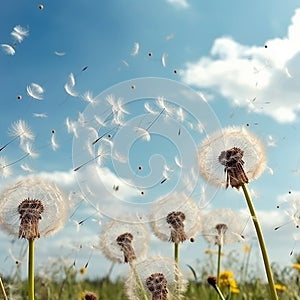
[198,126,266,188]
[149,193,201,243]
[0,177,69,239]
[201,208,245,246]
[99,218,149,263]
[125,256,187,300]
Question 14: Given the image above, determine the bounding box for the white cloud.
[166,0,189,9]
[181,8,300,123]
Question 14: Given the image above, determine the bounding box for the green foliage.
[2,250,300,299]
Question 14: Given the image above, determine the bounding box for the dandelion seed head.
[198,126,266,188]
[99,218,148,264]
[149,193,200,243]
[201,209,245,246]
[0,177,69,239]
[146,273,168,300]
[125,256,187,300]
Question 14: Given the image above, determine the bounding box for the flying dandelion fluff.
[73,77,221,220]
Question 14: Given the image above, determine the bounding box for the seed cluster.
[218,147,249,189]
[116,232,136,263]
[146,272,168,300]
[166,211,187,243]
[18,198,44,240]
[215,223,228,246]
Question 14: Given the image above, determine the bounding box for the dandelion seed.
[1,44,15,55]
[144,102,159,115]
[20,163,34,173]
[17,94,22,100]
[0,156,13,178]
[11,25,29,43]
[33,112,47,118]
[82,91,97,104]
[148,51,153,57]
[38,4,44,10]
[131,42,140,56]
[9,120,35,142]
[198,126,266,189]
[51,130,59,151]
[26,83,44,100]
[64,82,78,97]
[134,127,151,142]
[65,117,78,138]
[54,51,66,56]
[174,156,182,169]
[161,53,167,67]
[99,218,148,264]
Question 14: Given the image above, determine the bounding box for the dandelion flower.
[125,256,187,300]
[219,270,240,294]
[201,209,245,246]
[198,126,266,189]
[149,193,200,244]
[99,218,148,264]
[0,177,68,239]
[198,127,278,300]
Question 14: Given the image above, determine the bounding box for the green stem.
[0,277,8,300]
[241,184,278,300]
[174,242,180,294]
[28,239,35,300]
[213,284,226,300]
[129,263,148,300]
[216,244,222,286]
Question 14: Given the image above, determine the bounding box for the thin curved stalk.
[129,262,148,300]
[0,277,8,300]
[242,184,278,300]
[28,239,35,300]
[216,244,222,286]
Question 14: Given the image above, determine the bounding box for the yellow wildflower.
[79,267,87,275]
[219,270,240,294]
[292,263,300,271]
[242,244,251,253]
[275,284,286,292]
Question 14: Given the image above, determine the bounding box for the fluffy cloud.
[181,8,300,123]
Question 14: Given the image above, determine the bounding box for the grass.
[1,251,300,300]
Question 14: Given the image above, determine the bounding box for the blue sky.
[1,0,300,281]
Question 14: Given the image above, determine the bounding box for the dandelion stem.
[216,244,222,286]
[174,242,180,296]
[214,284,226,300]
[28,238,35,300]
[0,277,8,300]
[129,263,148,300]
[241,184,278,300]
